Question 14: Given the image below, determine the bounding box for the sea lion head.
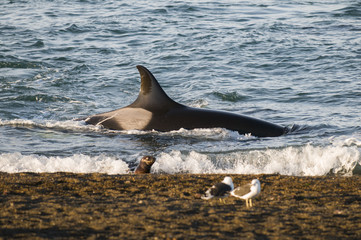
[134,156,156,174]
[142,156,156,166]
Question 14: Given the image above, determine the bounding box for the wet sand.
[0,173,360,239]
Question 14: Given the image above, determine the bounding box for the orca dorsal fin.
[129,65,182,111]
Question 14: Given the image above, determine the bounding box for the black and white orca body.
[84,66,287,137]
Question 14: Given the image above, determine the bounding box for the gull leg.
[250,199,253,207]
[245,199,249,208]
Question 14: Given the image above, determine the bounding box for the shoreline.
[1,173,361,239]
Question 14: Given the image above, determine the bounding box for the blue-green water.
[1,0,360,175]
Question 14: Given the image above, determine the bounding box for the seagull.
[201,176,234,200]
[231,179,261,207]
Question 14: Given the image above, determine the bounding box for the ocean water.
[1,0,360,176]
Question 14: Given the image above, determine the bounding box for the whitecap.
[0,118,102,132]
[152,144,360,176]
[0,153,129,174]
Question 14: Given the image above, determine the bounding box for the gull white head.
[251,179,261,197]
[222,176,234,191]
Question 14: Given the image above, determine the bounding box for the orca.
[83,65,287,137]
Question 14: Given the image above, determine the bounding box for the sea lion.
[134,156,156,174]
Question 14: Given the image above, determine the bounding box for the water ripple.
[1,0,360,175]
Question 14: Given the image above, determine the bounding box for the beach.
[0,173,360,239]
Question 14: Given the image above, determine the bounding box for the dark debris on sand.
[0,173,361,239]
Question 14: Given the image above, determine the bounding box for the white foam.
[118,127,252,141]
[152,144,360,176]
[159,128,251,140]
[188,99,209,108]
[0,143,359,176]
[0,119,101,132]
[0,153,129,174]
[0,119,253,140]
[232,144,360,176]
[1,119,360,176]
[329,135,361,147]
[152,151,219,174]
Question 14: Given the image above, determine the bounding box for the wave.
[0,118,253,141]
[0,153,129,174]
[10,94,75,103]
[212,91,248,102]
[0,119,100,133]
[153,143,360,176]
[1,141,360,176]
[1,118,360,176]
[0,59,42,69]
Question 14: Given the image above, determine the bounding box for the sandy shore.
[0,173,360,239]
